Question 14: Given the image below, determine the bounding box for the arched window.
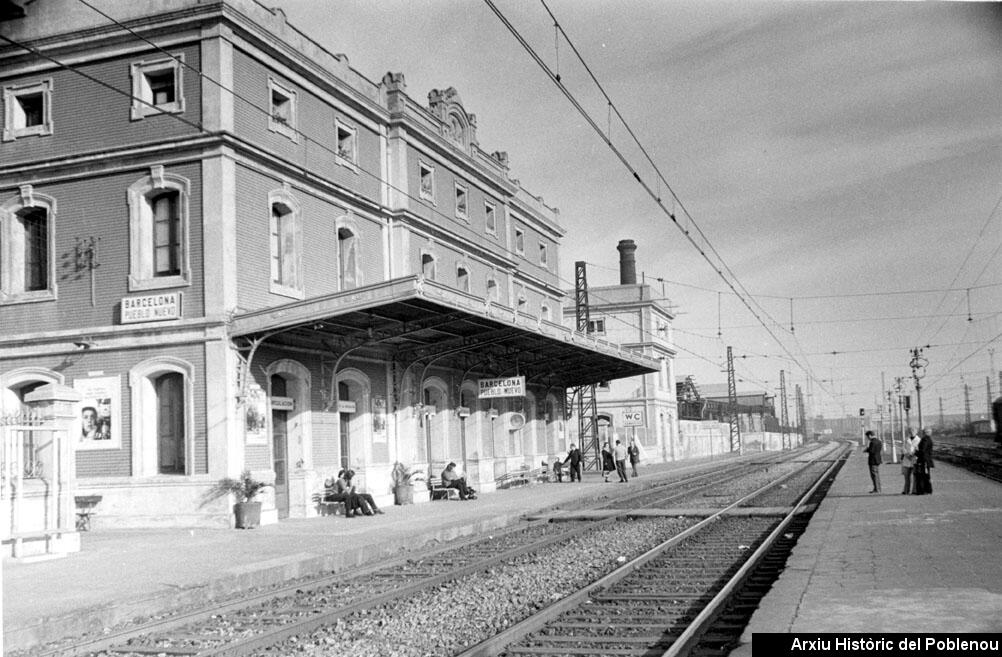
[128,167,190,291]
[421,253,437,281]
[457,265,470,293]
[130,357,194,477]
[486,278,498,301]
[337,226,358,290]
[1,185,56,304]
[268,186,302,299]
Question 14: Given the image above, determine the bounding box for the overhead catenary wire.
[485,0,831,402]
[7,6,772,403]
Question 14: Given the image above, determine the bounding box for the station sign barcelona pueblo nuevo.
[478,376,526,398]
[120,292,182,324]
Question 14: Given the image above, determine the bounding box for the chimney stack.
[617,239,637,285]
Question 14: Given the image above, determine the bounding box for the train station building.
[0,0,662,538]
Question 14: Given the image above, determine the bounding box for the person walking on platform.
[601,442,616,482]
[563,444,582,482]
[613,439,629,483]
[901,428,919,494]
[863,430,883,493]
[914,428,934,494]
[628,439,641,478]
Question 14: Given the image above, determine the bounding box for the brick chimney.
[617,239,637,285]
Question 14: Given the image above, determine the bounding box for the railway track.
[460,444,848,657]
[36,444,843,657]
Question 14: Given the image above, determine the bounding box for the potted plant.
[206,470,271,528]
[391,461,424,505]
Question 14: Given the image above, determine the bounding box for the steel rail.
[658,444,850,657]
[453,443,843,657]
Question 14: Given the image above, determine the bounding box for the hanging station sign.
[478,376,525,398]
[120,292,182,323]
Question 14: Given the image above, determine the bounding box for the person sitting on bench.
[343,469,384,515]
[441,462,476,500]
[324,470,362,518]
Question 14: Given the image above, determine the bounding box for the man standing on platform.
[563,444,582,482]
[613,438,629,483]
[863,430,883,493]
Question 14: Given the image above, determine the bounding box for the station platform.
[733,447,1002,655]
[3,457,716,652]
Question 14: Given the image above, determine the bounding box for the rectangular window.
[268,191,303,299]
[455,183,468,219]
[485,201,497,235]
[21,209,48,292]
[3,79,53,141]
[267,78,298,141]
[152,192,181,277]
[539,242,548,266]
[587,318,606,334]
[147,71,175,106]
[514,228,525,254]
[130,56,184,120]
[335,119,357,166]
[419,162,435,201]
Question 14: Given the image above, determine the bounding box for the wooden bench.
[428,476,460,500]
[495,470,531,489]
[311,491,346,516]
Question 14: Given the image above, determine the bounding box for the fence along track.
[457,445,849,657]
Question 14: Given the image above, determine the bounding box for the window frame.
[267,77,298,142]
[3,78,53,141]
[268,186,304,299]
[334,118,357,169]
[0,185,57,305]
[336,217,361,291]
[538,242,548,267]
[421,252,437,281]
[484,200,497,236]
[418,161,436,202]
[514,227,525,255]
[130,357,195,478]
[454,182,469,221]
[130,55,185,121]
[587,318,606,334]
[127,167,191,292]
[456,264,470,293]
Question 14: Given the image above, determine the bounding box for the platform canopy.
[229,276,660,390]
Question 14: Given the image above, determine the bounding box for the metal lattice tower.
[567,261,600,470]
[779,370,790,450]
[726,346,741,454]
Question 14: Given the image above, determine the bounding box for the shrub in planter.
[391,461,424,505]
[205,470,271,529]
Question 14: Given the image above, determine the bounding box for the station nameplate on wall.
[121,292,182,323]
[478,376,525,398]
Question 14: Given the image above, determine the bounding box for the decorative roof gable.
[428,87,478,152]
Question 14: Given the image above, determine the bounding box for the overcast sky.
[279,0,1002,420]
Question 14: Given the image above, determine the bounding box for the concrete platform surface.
[3,457,717,652]
[733,448,1002,656]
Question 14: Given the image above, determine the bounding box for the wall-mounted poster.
[372,396,387,434]
[73,376,121,450]
[244,383,268,445]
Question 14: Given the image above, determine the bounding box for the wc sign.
[621,408,645,427]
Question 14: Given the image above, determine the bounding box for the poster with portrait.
[244,383,268,445]
[73,376,121,451]
[372,396,387,435]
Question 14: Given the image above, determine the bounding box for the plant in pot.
[391,461,424,505]
[206,470,271,529]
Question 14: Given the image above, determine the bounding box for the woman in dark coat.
[914,428,934,495]
[601,442,615,482]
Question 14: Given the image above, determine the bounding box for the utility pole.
[910,346,928,429]
[964,383,972,435]
[779,370,790,450]
[726,346,741,454]
[988,377,993,419]
[880,372,886,446]
[938,397,944,430]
